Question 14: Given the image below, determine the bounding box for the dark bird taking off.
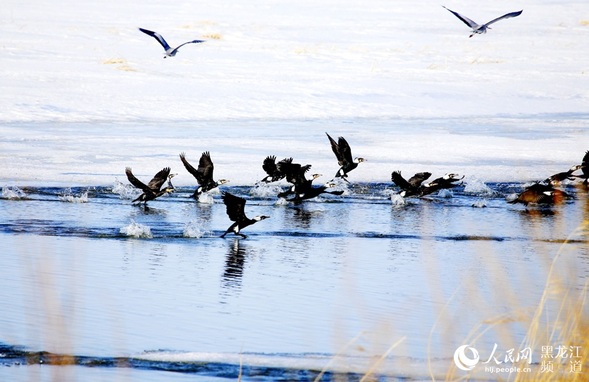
[180,152,228,199]
[260,156,293,183]
[220,192,269,239]
[326,132,365,180]
[391,171,432,197]
[125,166,175,205]
[420,173,464,196]
[442,6,523,37]
[139,28,205,57]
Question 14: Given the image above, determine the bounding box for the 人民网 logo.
[454,345,480,371]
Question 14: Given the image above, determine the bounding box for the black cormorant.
[420,173,464,196]
[508,183,571,206]
[180,152,228,198]
[276,161,316,197]
[442,6,523,38]
[139,28,204,58]
[326,132,365,180]
[294,182,344,201]
[391,171,432,197]
[260,156,293,183]
[220,192,269,238]
[544,165,582,185]
[125,167,175,204]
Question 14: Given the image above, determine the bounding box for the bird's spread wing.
[180,153,201,180]
[125,167,150,192]
[139,28,171,51]
[262,155,277,175]
[337,136,354,165]
[197,152,214,183]
[391,171,413,191]
[408,172,432,187]
[147,167,171,191]
[442,6,479,28]
[326,133,343,163]
[484,10,523,27]
[170,40,205,55]
[222,192,247,222]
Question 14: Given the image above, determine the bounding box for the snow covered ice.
[0,0,587,187]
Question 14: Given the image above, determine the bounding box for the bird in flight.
[442,6,523,37]
[125,167,175,205]
[325,132,365,181]
[220,192,269,239]
[139,28,205,57]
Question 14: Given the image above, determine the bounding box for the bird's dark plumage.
[420,174,464,196]
[578,150,589,184]
[276,161,315,198]
[326,132,365,180]
[139,28,204,57]
[408,172,432,188]
[180,152,227,198]
[392,171,461,197]
[125,167,174,204]
[442,6,523,37]
[220,192,269,238]
[391,171,434,197]
[260,156,293,183]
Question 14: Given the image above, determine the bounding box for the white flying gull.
[442,6,523,38]
[139,28,205,57]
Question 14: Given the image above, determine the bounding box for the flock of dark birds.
[124,131,589,238]
[132,7,589,239]
[138,7,524,57]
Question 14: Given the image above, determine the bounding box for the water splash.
[183,220,208,238]
[1,185,27,199]
[274,197,289,206]
[390,194,406,206]
[58,188,89,203]
[436,189,453,198]
[198,192,214,204]
[111,180,137,200]
[250,182,285,198]
[464,177,497,196]
[120,220,153,238]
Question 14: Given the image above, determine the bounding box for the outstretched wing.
[278,161,307,185]
[408,172,432,187]
[442,6,479,28]
[147,167,171,191]
[125,167,150,192]
[262,155,278,176]
[222,192,247,222]
[391,171,413,191]
[337,136,354,164]
[169,39,205,55]
[180,153,201,180]
[326,132,344,165]
[197,152,215,183]
[139,28,171,51]
[483,10,523,27]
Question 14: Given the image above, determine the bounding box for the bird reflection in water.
[221,239,247,291]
